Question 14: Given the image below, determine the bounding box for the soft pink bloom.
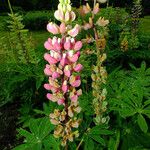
[74,41,82,51]
[62,80,68,93]
[60,53,68,66]
[44,83,51,90]
[44,64,53,76]
[82,4,91,14]
[60,22,66,34]
[44,38,54,50]
[53,52,61,61]
[47,93,58,102]
[93,3,100,14]
[57,98,65,105]
[68,24,80,37]
[83,23,92,30]
[52,72,60,79]
[68,51,80,63]
[54,10,64,21]
[47,93,53,100]
[64,38,71,50]
[44,53,58,64]
[70,76,81,87]
[73,64,83,72]
[64,65,72,77]
[47,22,60,34]
[70,95,78,102]
[53,41,62,51]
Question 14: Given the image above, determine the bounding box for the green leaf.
[143,99,150,107]
[43,135,60,150]
[38,117,54,139]
[13,144,30,150]
[84,138,94,150]
[137,114,148,133]
[89,134,105,146]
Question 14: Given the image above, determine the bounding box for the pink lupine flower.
[47,93,58,102]
[57,98,65,105]
[60,53,68,66]
[44,38,53,50]
[83,23,92,30]
[70,76,81,87]
[47,22,60,34]
[54,10,64,21]
[68,24,80,37]
[64,65,72,77]
[52,72,60,79]
[83,3,91,14]
[70,89,82,102]
[60,23,66,34]
[44,83,51,90]
[62,80,68,93]
[53,38,62,51]
[64,37,71,50]
[44,64,53,76]
[70,95,78,102]
[68,51,80,63]
[74,41,82,51]
[44,53,58,64]
[44,84,58,92]
[93,3,100,14]
[73,64,83,72]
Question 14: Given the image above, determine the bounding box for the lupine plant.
[43,0,83,147]
[79,0,109,125]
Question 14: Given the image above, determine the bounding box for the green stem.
[7,0,13,14]
[76,138,84,150]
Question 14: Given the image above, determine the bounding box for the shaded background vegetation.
[0,0,150,15]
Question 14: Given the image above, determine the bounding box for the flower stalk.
[80,1,109,125]
[44,0,82,147]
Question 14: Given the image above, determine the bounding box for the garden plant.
[0,0,150,150]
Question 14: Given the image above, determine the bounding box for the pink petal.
[64,41,71,50]
[74,41,82,51]
[64,70,71,77]
[57,98,65,105]
[71,80,81,87]
[44,84,51,90]
[60,22,66,34]
[44,53,58,64]
[46,93,53,100]
[74,64,83,72]
[68,53,79,63]
[62,84,68,93]
[44,68,52,76]
[47,23,59,34]
[70,95,78,102]
[52,72,60,79]
[44,41,53,50]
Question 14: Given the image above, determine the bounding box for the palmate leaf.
[14,117,55,150]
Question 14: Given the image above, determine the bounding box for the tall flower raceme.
[79,2,109,125]
[44,0,83,147]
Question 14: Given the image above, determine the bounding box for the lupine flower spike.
[44,0,82,147]
[80,1,109,125]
